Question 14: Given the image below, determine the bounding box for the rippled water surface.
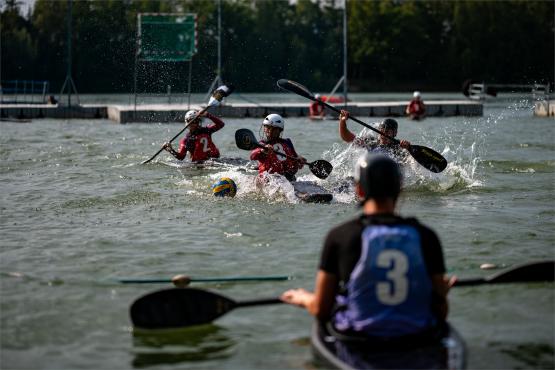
[1,95,554,369]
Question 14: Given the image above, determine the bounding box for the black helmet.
[355,153,402,201]
[379,118,398,132]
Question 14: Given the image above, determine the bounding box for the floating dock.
[1,100,483,123]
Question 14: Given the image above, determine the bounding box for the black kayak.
[292,181,333,203]
[311,321,466,370]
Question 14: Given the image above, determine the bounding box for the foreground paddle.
[130,288,282,329]
[454,260,554,287]
[234,128,333,179]
[142,85,234,164]
[277,79,447,173]
[118,275,291,285]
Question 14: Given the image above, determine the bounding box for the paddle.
[454,260,554,287]
[277,79,448,173]
[142,85,234,164]
[118,275,291,285]
[234,128,333,179]
[130,260,553,329]
[130,287,282,329]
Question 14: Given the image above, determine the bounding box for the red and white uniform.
[309,101,324,117]
[176,113,224,162]
[406,99,426,118]
[250,138,303,179]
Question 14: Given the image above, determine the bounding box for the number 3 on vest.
[376,250,409,305]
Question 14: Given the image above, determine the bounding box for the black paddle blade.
[235,129,259,151]
[408,145,448,173]
[309,160,333,179]
[130,288,236,329]
[277,79,315,100]
[455,260,555,287]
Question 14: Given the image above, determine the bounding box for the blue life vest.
[333,224,436,337]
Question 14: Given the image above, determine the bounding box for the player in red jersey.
[163,110,225,162]
[250,113,306,181]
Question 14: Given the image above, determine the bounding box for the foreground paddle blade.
[131,288,235,329]
[455,260,555,287]
[408,145,448,173]
[309,160,333,179]
[277,79,315,100]
[235,129,259,150]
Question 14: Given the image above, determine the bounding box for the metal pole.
[187,59,192,109]
[217,0,222,85]
[67,0,72,107]
[134,14,140,114]
[342,0,348,107]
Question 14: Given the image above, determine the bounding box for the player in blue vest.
[281,153,455,340]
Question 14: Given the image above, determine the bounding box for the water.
[1,95,554,369]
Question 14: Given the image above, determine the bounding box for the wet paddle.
[454,260,554,287]
[142,85,234,164]
[234,128,333,179]
[130,287,282,329]
[130,261,553,329]
[277,79,448,173]
[118,275,291,285]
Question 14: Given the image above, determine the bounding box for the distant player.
[338,110,411,160]
[163,110,225,162]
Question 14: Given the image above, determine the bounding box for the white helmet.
[262,113,284,130]
[185,110,203,124]
[413,91,421,98]
[315,93,321,99]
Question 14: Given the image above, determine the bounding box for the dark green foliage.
[1,0,553,92]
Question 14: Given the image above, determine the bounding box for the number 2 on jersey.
[199,137,209,152]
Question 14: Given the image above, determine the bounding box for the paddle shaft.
[312,97,400,144]
[235,298,283,308]
[119,275,291,284]
[255,142,312,165]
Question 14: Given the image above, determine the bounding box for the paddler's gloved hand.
[297,157,307,169]
[163,142,178,156]
[399,140,411,149]
[261,144,274,155]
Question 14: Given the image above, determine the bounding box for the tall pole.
[342,0,348,106]
[217,0,222,85]
[66,0,72,106]
[59,0,79,106]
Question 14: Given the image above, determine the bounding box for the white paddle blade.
[208,85,234,106]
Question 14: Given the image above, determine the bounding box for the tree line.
[1,0,553,94]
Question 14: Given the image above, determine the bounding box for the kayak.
[311,321,466,370]
[292,181,333,203]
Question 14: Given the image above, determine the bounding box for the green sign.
[138,13,197,62]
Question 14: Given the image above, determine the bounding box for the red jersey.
[407,99,426,117]
[309,101,324,117]
[176,114,224,162]
[250,138,303,179]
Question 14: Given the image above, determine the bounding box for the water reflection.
[131,324,235,368]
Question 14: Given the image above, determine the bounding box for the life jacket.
[250,138,301,178]
[183,128,220,162]
[309,101,324,116]
[333,219,436,337]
